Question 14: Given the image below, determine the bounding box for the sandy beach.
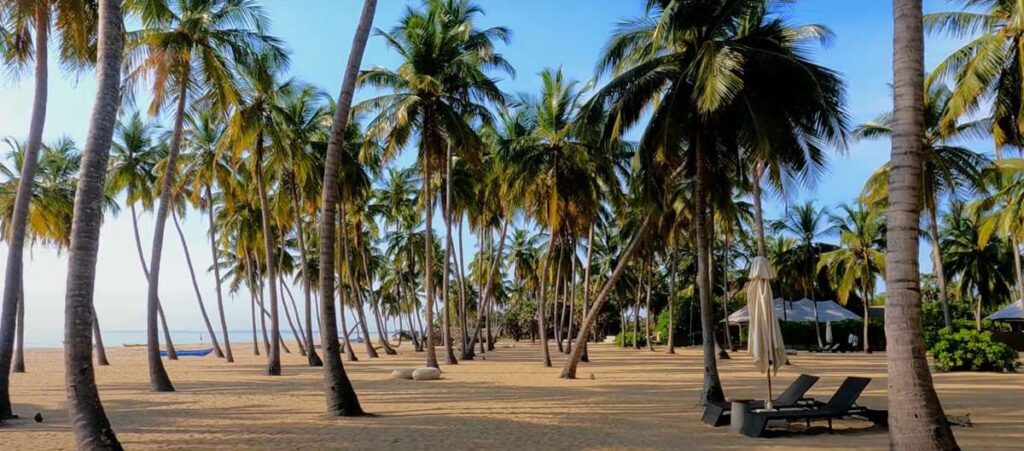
[3,342,1022,450]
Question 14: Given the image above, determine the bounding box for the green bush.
[931,328,1019,372]
[615,331,648,347]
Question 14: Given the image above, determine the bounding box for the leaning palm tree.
[856,81,990,328]
[0,0,96,418]
[180,110,235,362]
[124,0,286,391]
[358,0,510,368]
[887,0,959,447]
[818,202,885,352]
[107,112,180,360]
[315,0,375,416]
[63,0,123,446]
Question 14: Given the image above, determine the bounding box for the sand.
[3,341,1023,450]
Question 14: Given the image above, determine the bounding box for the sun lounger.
[739,376,887,438]
[702,374,820,427]
[159,348,213,357]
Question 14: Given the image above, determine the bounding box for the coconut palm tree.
[888,0,959,446]
[773,201,832,347]
[62,0,123,445]
[180,110,235,362]
[818,202,885,352]
[856,82,990,328]
[226,53,294,375]
[564,1,847,400]
[124,0,286,391]
[941,203,1014,330]
[358,0,510,368]
[107,112,180,360]
[0,0,96,418]
[315,0,375,416]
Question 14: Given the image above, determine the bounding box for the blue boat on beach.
[160,348,214,357]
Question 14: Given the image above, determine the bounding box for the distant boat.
[122,344,146,348]
[160,348,213,357]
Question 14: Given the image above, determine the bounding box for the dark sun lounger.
[740,376,887,438]
[702,374,820,427]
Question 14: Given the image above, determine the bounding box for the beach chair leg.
[806,418,811,428]
[827,417,833,434]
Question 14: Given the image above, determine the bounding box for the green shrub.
[615,331,648,347]
[931,328,1019,372]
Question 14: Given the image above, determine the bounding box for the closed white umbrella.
[825,321,833,345]
[747,256,787,410]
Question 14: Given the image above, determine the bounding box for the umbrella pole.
[766,365,774,410]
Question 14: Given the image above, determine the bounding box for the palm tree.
[0,0,95,418]
[941,203,1014,330]
[124,0,286,391]
[773,201,832,347]
[818,203,885,352]
[315,0,375,416]
[267,85,328,367]
[358,0,510,368]
[180,110,235,362]
[62,0,123,446]
[564,1,847,401]
[856,82,990,328]
[887,0,959,446]
[226,54,294,376]
[107,112,180,360]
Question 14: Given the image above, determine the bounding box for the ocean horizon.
[24,328,392,349]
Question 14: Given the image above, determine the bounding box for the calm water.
[27,328,388,348]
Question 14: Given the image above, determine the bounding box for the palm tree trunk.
[314,0,373,416]
[205,184,233,362]
[457,220,470,355]
[12,290,25,373]
[565,256,576,355]
[282,280,308,350]
[537,233,555,367]
[1012,236,1024,303]
[667,251,676,354]
[927,208,952,328]
[441,143,458,364]
[554,249,565,353]
[355,233,395,355]
[62,1,124,443]
[130,202,177,359]
[466,219,509,354]
[561,215,652,378]
[144,66,194,392]
[645,262,654,352]
[632,273,640,350]
[253,132,281,376]
[695,134,725,405]
[723,233,733,351]
[340,204,378,359]
[0,3,49,419]
[171,210,224,358]
[752,161,767,257]
[581,224,594,362]
[337,221,359,362]
[887,1,959,447]
[279,275,307,355]
[422,161,438,368]
[250,289,259,356]
[92,306,110,366]
[290,177,322,366]
[862,272,871,353]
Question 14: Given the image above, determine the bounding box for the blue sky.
[0,1,985,345]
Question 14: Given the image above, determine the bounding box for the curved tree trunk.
[561,215,652,378]
[290,179,321,366]
[279,276,307,355]
[206,184,233,362]
[130,202,177,360]
[63,2,124,444]
[581,224,594,362]
[887,1,959,447]
[92,306,110,366]
[144,69,193,393]
[253,133,281,376]
[0,3,49,418]
[314,0,374,416]
[171,210,224,357]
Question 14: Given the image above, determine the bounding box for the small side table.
[729,399,752,433]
